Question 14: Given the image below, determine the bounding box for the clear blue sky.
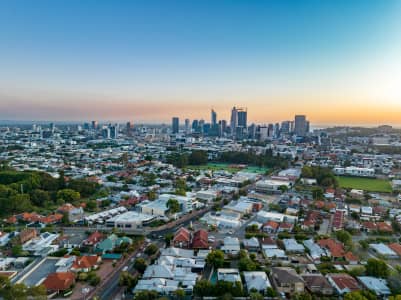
[1,0,401,124]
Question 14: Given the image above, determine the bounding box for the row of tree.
[0,169,100,216]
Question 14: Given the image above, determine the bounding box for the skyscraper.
[126,122,133,136]
[294,115,309,136]
[185,118,191,134]
[172,117,179,134]
[230,107,238,135]
[211,109,217,126]
[237,108,247,128]
[91,120,98,130]
[280,121,291,135]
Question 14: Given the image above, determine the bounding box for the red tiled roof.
[318,238,345,258]
[332,210,344,230]
[328,274,359,291]
[263,221,279,229]
[57,203,76,213]
[173,227,191,243]
[362,221,376,230]
[192,229,208,249]
[376,222,393,233]
[279,222,293,229]
[388,243,401,257]
[84,231,103,246]
[72,256,100,269]
[42,272,75,292]
[344,251,358,262]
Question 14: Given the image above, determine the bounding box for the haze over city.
[1,0,401,125]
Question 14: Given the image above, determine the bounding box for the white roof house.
[243,237,260,249]
[217,268,241,283]
[134,278,179,294]
[358,276,391,297]
[369,243,398,259]
[243,271,272,292]
[283,238,305,253]
[263,248,287,260]
[221,237,241,255]
[303,239,326,260]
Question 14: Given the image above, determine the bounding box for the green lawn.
[187,163,268,174]
[336,176,392,193]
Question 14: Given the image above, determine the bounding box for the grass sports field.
[187,163,268,174]
[336,176,392,193]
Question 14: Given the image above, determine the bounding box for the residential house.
[243,271,272,292]
[221,237,240,255]
[42,272,76,294]
[71,255,102,273]
[94,234,132,254]
[173,227,191,248]
[217,268,241,283]
[82,231,103,247]
[302,274,333,295]
[357,276,391,298]
[191,229,208,249]
[326,273,360,295]
[271,267,304,295]
[18,228,37,244]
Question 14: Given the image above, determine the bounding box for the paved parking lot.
[20,257,59,287]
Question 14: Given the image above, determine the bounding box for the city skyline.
[1,1,401,125]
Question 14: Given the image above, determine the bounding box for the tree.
[58,170,66,189]
[57,189,80,204]
[134,290,159,300]
[167,198,181,214]
[279,185,289,193]
[147,190,157,201]
[134,258,147,274]
[238,256,257,271]
[144,244,159,256]
[119,271,138,289]
[188,150,208,165]
[30,189,51,207]
[193,280,213,297]
[366,258,389,278]
[249,291,264,300]
[336,230,352,247]
[165,233,174,246]
[12,244,23,257]
[344,290,376,300]
[173,289,185,299]
[293,292,312,300]
[266,287,277,297]
[166,152,188,168]
[206,250,225,269]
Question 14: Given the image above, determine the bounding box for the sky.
[1,0,401,126]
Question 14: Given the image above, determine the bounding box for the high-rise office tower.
[126,122,133,136]
[237,108,247,128]
[280,121,291,135]
[185,118,191,134]
[192,119,199,133]
[211,109,217,126]
[257,125,269,141]
[172,117,179,134]
[294,115,308,136]
[218,120,227,137]
[267,123,274,137]
[230,107,238,135]
[91,120,98,130]
[102,126,111,139]
[110,124,118,139]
